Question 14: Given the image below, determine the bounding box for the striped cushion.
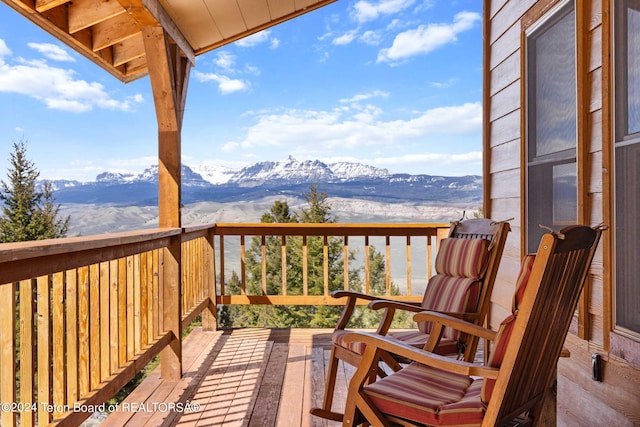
[435,238,491,279]
[364,362,486,426]
[332,329,366,355]
[481,254,536,404]
[334,330,460,357]
[389,330,459,355]
[418,275,481,338]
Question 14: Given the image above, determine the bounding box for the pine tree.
[0,140,70,242]
[219,185,410,329]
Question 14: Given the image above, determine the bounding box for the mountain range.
[48,157,482,206]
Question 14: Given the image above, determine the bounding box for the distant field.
[61,197,480,295]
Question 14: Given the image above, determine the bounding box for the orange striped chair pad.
[363,362,486,426]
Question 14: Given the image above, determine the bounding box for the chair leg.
[324,346,340,409]
[310,346,344,421]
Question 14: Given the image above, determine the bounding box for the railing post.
[202,229,217,331]
[161,235,182,380]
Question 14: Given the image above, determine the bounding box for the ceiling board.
[204,0,247,39]
[237,0,271,29]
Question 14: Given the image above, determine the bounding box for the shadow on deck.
[102,328,347,427]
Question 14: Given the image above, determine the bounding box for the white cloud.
[235,30,280,49]
[224,102,482,159]
[0,39,11,57]
[360,30,382,45]
[377,11,481,63]
[351,0,416,24]
[0,55,143,113]
[193,71,249,94]
[332,30,359,45]
[213,51,237,72]
[430,78,459,88]
[339,90,389,104]
[28,42,75,62]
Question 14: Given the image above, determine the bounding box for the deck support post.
[142,25,192,380]
[202,230,217,330]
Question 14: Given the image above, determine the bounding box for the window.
[526,1,577,253]
[615,0,640,335]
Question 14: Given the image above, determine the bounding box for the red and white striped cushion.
[418,275,480,338]
[435,238,491,279]
[364,362,486,426]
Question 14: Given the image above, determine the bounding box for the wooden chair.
[311,218,511,422]
[340,224,604,427]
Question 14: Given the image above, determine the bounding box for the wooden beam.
[119,0,195,65]
[112,35,146,67]
[141,25,191,381]
[68,0,126,34]
[35,0,68,13]
[92,13,141,51]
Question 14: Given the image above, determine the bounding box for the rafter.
[68,0,126,34]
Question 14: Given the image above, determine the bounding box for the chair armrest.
[342,331,499,379]
[367,299,424,335]
[368,299,422,312]
[413,311,497,341]
[331,291,398,330]
[331,290,389,302]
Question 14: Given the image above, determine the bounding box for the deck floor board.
[101,328,388,426]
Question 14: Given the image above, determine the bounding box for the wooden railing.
[214,223,450,305]
[0,222,449,426]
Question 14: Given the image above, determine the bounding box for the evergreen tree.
[220,185,411,329]
[0,140,70,242]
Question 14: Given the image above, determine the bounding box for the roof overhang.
[2,0,337,83]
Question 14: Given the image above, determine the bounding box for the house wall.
[484,1,640,425]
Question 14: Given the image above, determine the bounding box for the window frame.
[524,0,579,254]
[613,0,640,340]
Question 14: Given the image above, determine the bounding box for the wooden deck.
[102,328,352,427]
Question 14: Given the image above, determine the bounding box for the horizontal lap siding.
[486,1,638,425]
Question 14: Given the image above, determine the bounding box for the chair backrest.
[483,225,603,426]
[421,218,510,359]
[449,218,511,331]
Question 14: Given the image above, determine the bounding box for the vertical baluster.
[364,236,370,295]
[99,262,110,383]
[152,250,160,340]
[0,282,16,427]
[133,254,141,355]
[261,235,267,295]
[78,267,90,398]
[385,236,391,296]
[52,272,66,419]
[118,258,127,367]
[302,235,308,296]
[427,236,433,280]
[20,279,35,427]
[66,270,78,407]
[323,235,329,297]
[126,256,135,361]
[89,264,100,390]
[109,261,119,374]
[37,276,51,427]
[146,251,153,342]
[281,235,287,296]
[220,236,226,295]
[140,252,148,347]
[343,236,349,291]
[406,236,413,296]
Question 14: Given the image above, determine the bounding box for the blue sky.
[0,0,483,182]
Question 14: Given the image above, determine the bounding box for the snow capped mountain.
[43,157,482,206]
[329,162,390,180]
[228,157,335,184]
[190,163,236,185]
